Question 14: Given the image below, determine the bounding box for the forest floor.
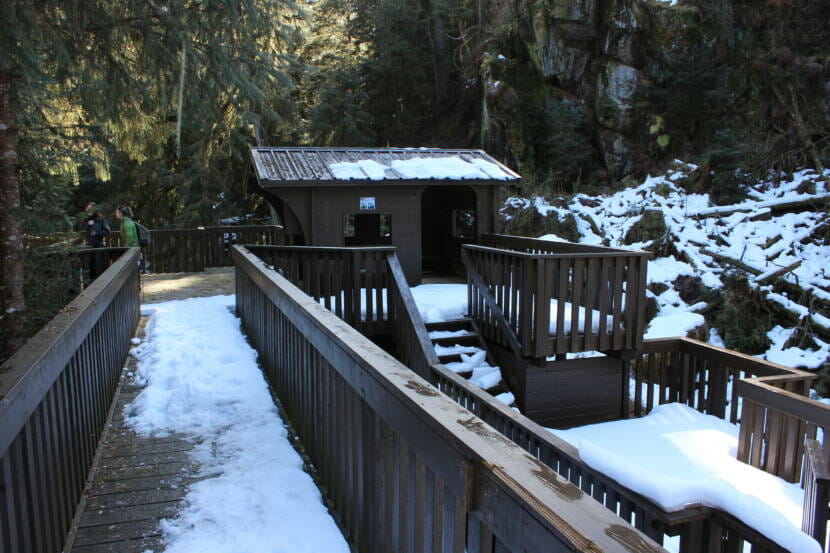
[141,267,234,304]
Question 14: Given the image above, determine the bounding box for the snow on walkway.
[125,295,349,553]
[550,403,821,553]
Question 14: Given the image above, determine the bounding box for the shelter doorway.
[344,213,392,246]
[421,185,476,278]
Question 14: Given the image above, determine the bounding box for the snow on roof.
[250,147,520,185]
[550,403,822,553]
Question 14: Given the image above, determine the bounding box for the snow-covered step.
[429,330,479,347]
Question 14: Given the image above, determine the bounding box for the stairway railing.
[463,235,652,358]
[385,251,438,379]
[241,243,825,553]
[233,244,667,553]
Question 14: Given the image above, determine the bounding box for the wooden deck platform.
[65,319,198,553]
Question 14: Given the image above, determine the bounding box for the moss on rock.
[623,208,667,244]
[712,274,774,354]
[502,205,581,242]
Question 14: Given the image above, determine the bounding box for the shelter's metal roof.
[250,147,521,186]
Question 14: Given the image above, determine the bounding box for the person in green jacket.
[115,207,138,247]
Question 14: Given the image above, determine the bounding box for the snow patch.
[125,295,349,553]
[550,403,821,553]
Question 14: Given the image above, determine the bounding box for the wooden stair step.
[425,318,472,332]
[437,353,463,364]
[430,334,479,347]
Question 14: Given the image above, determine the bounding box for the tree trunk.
[419,0,449,108]
[0,70,25,358]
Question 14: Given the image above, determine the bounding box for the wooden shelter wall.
[265,184,497,284]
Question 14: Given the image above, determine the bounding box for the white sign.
[359,197,376,210]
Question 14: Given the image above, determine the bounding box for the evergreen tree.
[0,0,300,355]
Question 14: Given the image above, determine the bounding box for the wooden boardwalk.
[65,319,198,553]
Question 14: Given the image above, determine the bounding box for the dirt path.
[141,267,235,304]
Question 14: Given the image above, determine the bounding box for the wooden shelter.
[248,147,520,283]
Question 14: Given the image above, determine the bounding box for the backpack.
[135,222,151,247]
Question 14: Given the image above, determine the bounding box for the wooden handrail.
[480,233,653,257]
[385,251,438,378]
[466,243,651,259]
[739,376,825,426]
[461,248,524,358]
[802,439,830,550]
[0,247,140,553]
[0,248,138,449]
[642,336,809,377]
[232,244,668,553]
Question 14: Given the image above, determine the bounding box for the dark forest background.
[1,0,828,357]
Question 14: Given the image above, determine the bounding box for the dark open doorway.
[421,185,476,278]
[344,213,392,246]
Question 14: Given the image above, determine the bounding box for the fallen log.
[755,261,803,285]
[701,248,830,315]
[690,194,830,219]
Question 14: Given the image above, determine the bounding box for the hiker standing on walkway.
[115,207,138,247]
[83,209,111,248]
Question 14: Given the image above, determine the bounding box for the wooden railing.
[246,245,392,337]
[232,245,667,553]
[29,224,284,274]
[464,235,651,358]
[737,374,827,482]
[386,252,439,379]
[78,246,134,287]
[633,337,830,550]
[632,337,808,422]
[803,439,830,548]
[0,248,140,553]
[242,244,822,552]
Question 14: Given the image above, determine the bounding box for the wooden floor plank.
[84,487,189,511]
[96,451,191,470]
[66,318,197,553]
[79,501,181,528]
[99,440,195,458]
[96,460,192,482]
[72,536,164,553]
[74,519,162,547]
[88,467,195,497]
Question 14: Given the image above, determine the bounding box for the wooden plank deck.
[65,317,199,553]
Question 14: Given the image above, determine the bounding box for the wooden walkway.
[65,318,198,553]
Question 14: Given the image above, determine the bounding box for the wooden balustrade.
[28,224,284,274]
[633,337,804,422]
[78,247,134,287]
[242,243,824,553]
[463,235,651,358]
[386,252,439,380]
[232,245,667,553]
[802,439,830,549]
[737,374,825,483]
[0,248,140,553]
[246,245,392,336]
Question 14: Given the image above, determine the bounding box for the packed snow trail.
[125,295,349,553]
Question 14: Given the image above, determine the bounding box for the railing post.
[803,439,830,551]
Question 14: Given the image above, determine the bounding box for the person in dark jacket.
[83,210,112,248]
[115,206,138,247]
